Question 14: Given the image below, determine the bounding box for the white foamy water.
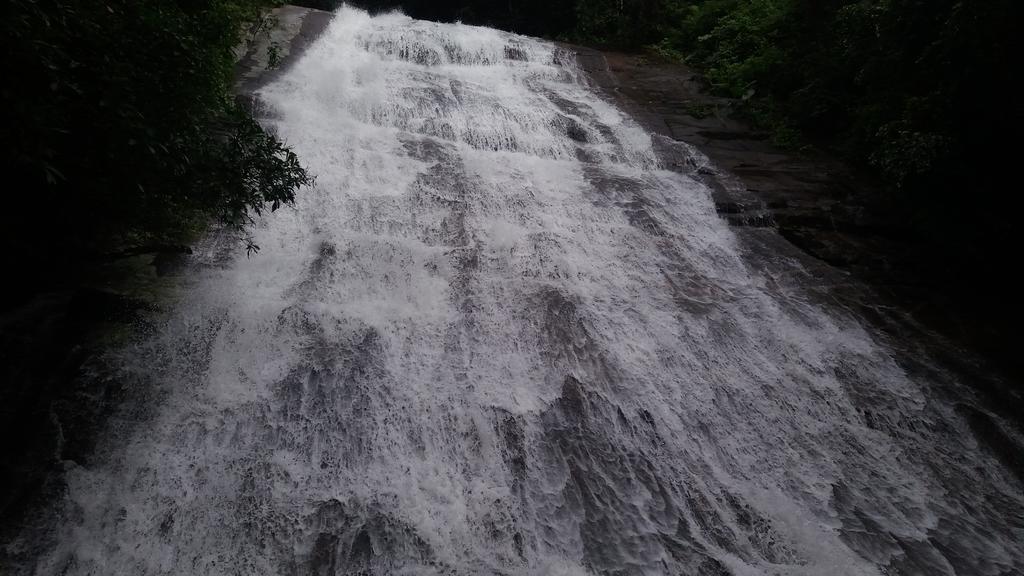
[19,7,1024,576]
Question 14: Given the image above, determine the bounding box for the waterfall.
[20,7,1023,576]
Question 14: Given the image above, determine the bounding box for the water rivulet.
[11,8,1023,575]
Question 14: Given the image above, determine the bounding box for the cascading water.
[14,7,1023,576]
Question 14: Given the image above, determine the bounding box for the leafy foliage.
[655,0,1019,251]
[2,0,310,294]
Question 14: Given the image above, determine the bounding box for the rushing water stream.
[14,7,1023,576]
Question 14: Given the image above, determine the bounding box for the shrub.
[1,0,310,296]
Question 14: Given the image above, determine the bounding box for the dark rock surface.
[235,5,335,98]
[572,48,916,283]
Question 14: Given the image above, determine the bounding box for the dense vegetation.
[653,1,1017,251]
[2,0,310,302]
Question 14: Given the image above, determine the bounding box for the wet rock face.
[570,46,894,277]
[235,6,336,106]
[574,45,973,322]
[298,499,436,575]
